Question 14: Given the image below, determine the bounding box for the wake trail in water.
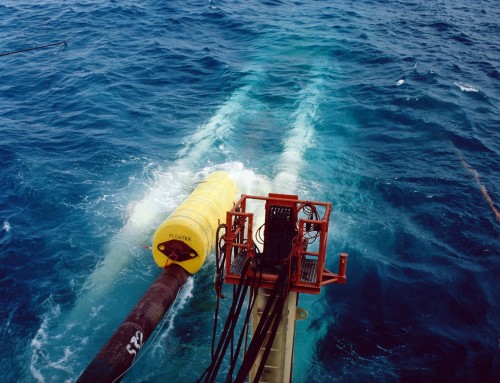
[28,64,326,382]
[273,75,323,192]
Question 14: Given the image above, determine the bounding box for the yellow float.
[152,171,237,274]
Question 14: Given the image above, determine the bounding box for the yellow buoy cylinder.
[152,171,237,274]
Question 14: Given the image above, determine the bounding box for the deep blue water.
[1,1,499,382]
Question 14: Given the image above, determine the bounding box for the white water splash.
[274,75,323,193]
[2,221,11,232]
[454,81,478,92]
[30,300,62,383]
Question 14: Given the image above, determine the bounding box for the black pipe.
[77,264,190,383]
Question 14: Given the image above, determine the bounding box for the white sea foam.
[155,278,194,347]
[176,84,253,169]
[274,75,322,193]
[2,221,11,232]
[454,81,478,92]
[223,161,272,196]
[30,300,62,383]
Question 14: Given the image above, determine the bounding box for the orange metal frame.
[223,194,347,295]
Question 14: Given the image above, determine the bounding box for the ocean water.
[1,0,499,382]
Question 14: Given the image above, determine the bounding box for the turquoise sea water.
[1,1,499,382]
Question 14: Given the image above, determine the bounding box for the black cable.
[198,264,249,383]
[224,262,263,383]
[202,257,252,383]
[255,223,265,245]
[212,224,227,359]
[233,267,289,383]
[215,224,227,298]
[253,272,289,382]
[298,202,322,244]
[206,276,247,382]
[0,41,67,57]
